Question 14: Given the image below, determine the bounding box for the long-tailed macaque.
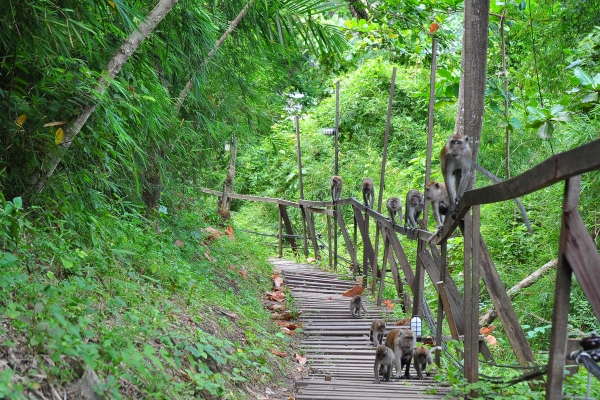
[413,345,442,380]
[404,190,424,230]
[386,197,402,226]
[385,328,415,379]
[374,345,394,383]
[350,295,366,318]
[330,175,343,203]
[361,177,375,209]
[369,319,386,346]
[440,133,472,217]
[424,181,449,229]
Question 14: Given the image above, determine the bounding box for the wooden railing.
[201,137,600,398]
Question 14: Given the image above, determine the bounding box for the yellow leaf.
[107,0,115,8]
[15,115,26,127]
[55,128,64,145]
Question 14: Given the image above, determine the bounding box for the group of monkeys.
[330,133,473,233]
[349,295,441,383]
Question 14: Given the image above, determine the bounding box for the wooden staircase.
[270,258,452,400]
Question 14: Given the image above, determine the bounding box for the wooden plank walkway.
[270,258,452,400]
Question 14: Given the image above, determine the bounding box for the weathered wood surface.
[270,258,452,400]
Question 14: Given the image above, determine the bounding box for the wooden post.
[327,214,332,268]
[353,215,358,275]
[372,67,397,294]
[295,115,309,257]
[363,212,370,286]
[378,226,390,306]
[470,205,481,387]
[278,205,283,258]
[279,205,299,256]
[333,81,340,270]
[306,211,320,260]
[353,203,374,288]
[424,37,438,227]
[547,176,581,398]
[435,239,447,366]
[463,209,476,385]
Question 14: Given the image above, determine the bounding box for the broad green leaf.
[582,92,599,103]
[509,117,522,131]
[61,257,74,270]
[553,112,572,123]
[537,121,554,140]
[34,302,44,314]
[550,104,565,115]
[574,67,594,86]
[12,197,22,210]
[437,69,453,80]
[593,73,600,87]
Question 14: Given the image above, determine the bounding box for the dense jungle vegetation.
[1,0,600,398]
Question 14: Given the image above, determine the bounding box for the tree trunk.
[175,0,255,112]
[480,259,557,326]
[219,138,238,220]
[24,0,180,200]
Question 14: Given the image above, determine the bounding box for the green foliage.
[0,190,295,398]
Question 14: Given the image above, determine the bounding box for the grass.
[0,192,299,399]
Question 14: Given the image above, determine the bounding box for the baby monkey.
[386,197,402,226]
[374,345,395,383]
[413,344,442,380]
[349,295,367,318]
[369,319,386,346]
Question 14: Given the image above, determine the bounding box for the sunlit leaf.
[55,128,64,144]
[574,67,593,86]
[582,92,599,103]
[15,115,26,127]
[537,121,553,140]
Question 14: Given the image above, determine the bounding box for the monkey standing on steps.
[404,189,424,230]
[349,295,366,318]
[440,133,472,218]
[369,319,386,346]
[374,345,394,383]
[413,344,442,380]
[361,177,375,209]
[385,328,416,379]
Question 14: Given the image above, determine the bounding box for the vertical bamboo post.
[353,215,358,275]
[333,81,340,270]
[424,37,438,227]
[470,204,480,390]
[463,209,475,384]
[295,115,309,257]
[547,176,581,398]
[327,215,332,268]
[278,205,283,258]
[372,67,397,294]
[435,239,447,366]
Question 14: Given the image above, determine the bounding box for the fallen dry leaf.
[204,252,214,261]
[306,257,316,263]
[395,317,411,326]
[174,240,184,248]
[481,326,496,335]
[272,310,293,321]
[342,285,365,297]
[266,291,286,302]
[269,349,287,358]
[266,304,284,311]
[280,327,295,336]
[486,335,498,347]
[276,321,299,330]
[203,227,223,241]
[294,354,307,365]
[225,226,235,240]
[237,267,247,278]
[297,367,304,372]
[273,274,284,288]
[220,310,238,320]
[327,297,334,300]
[383,299,395,310]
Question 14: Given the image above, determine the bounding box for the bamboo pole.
[295,116,309,256]
[371,67,397,294]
